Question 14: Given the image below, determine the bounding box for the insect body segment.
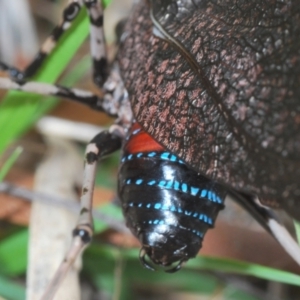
[2,0,300,296]
[119,0,300,220]
[118,123,226,271]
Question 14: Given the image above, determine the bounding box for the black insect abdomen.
[118,123,226,268]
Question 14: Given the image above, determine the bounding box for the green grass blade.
[84,245,264,300]
[186,255,300,286]
[1,224,300,289]
[87,245,300,287]
[33,55,92,117]
[0,8,89,155]
[0,146,23,181]
[294,220,300,245]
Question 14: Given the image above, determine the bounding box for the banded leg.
[24,0,108,82]
[40,125,123,300]
[84,0,108,87]
[0,0,110,108]
[25,0,107,81]
[0,62,24,79]
[0,75,107,111]
[1,1,86,80]
[231,192,300,266]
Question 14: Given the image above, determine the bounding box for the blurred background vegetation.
[0,0,300,299]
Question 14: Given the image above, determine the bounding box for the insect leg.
[230,192,300,266]
[22,0,108,84]
[23,0,86,79]
[1,0,85,79]
[0,0,104,109]
[0,76,108,112]
[84,0,108,87]
[0,62,24,79]
[0,0,107,82]
[0,0,119,113]
[40,124,123,300]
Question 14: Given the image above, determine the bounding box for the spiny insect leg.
[40,125,123,300]
[24,0,108,85]
[1,0,85,80]
[0,0,117,112]
[23,0,86,79]
[84,0,109,87]
[0,75,107,111]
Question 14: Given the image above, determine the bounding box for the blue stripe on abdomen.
[124,177,223,204]
[126,201,213,225]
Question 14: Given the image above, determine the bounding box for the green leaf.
[0,275,25,300]
[0,230,28,276]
